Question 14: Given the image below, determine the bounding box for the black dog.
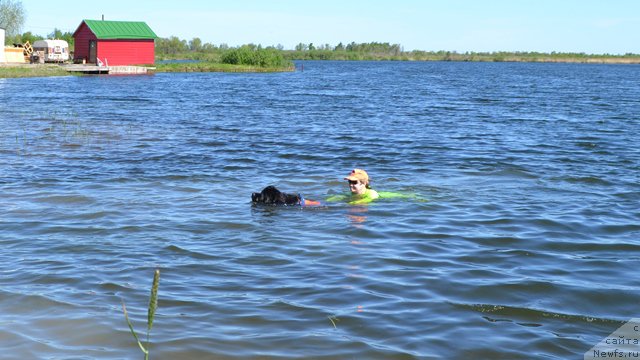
[251,185,301,206]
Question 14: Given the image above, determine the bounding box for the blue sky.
[22,0,640,54]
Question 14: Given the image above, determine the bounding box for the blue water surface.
[1,61,639,359]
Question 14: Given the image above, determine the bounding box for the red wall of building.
[97,40,155,66]
[73,22,96,62]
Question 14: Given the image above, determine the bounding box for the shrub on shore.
[154,62,294,73]
[220,46,292,68]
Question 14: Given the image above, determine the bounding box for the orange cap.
[344,168,369,183]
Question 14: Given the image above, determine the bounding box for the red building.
[73,19,157,66]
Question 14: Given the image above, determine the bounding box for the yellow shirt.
[326,189,380,205]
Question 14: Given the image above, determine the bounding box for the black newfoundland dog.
[251,185,301,206]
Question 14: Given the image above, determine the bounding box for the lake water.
[1,60,639,359]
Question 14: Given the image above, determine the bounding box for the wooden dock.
[62,64,155,75]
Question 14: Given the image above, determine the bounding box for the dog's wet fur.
[252,185,301,206]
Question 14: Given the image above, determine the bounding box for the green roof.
[82,20,157,39]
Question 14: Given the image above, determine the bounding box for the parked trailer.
[32,39,70,63]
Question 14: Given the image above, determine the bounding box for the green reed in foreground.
[122,269,160,360]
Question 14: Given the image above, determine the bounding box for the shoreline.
[0,63,72,78]
[1,57,637,79]
[153,62,295,73]
[0,62,296,78]
[284,54,640,64]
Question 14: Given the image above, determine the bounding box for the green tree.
[48,28,63,39]
[48,28,74,47]
[0,0,25,37]
[155,36,188,55]
[201,42,217,52]
[189,37,202,52]
[8,30,41,45]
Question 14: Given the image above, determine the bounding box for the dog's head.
[252,186,301,206]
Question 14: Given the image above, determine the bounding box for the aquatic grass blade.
[122,301,149,356]
[328,315,340,329]
[147,269,160,333]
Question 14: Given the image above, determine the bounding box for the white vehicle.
[32,39,70,62]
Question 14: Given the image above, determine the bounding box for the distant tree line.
[293,41,401,54]
[402,50,640,62]
[155,37,640,63]
[155,38,407,61]
[6,28,74,47]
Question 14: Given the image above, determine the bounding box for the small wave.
[94,96,154,103]
[75,210,122,220]
[164,244,219,260]
[201,140,227,147]
[472,97,500,103]
[611,191,640,201]
[60,143,82,148]
[562,176,613,186]
[541,240,640,256]
[98,281,129,294]
[575,141,598,149]
[457,302,622,326]
[33,194,95,205]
